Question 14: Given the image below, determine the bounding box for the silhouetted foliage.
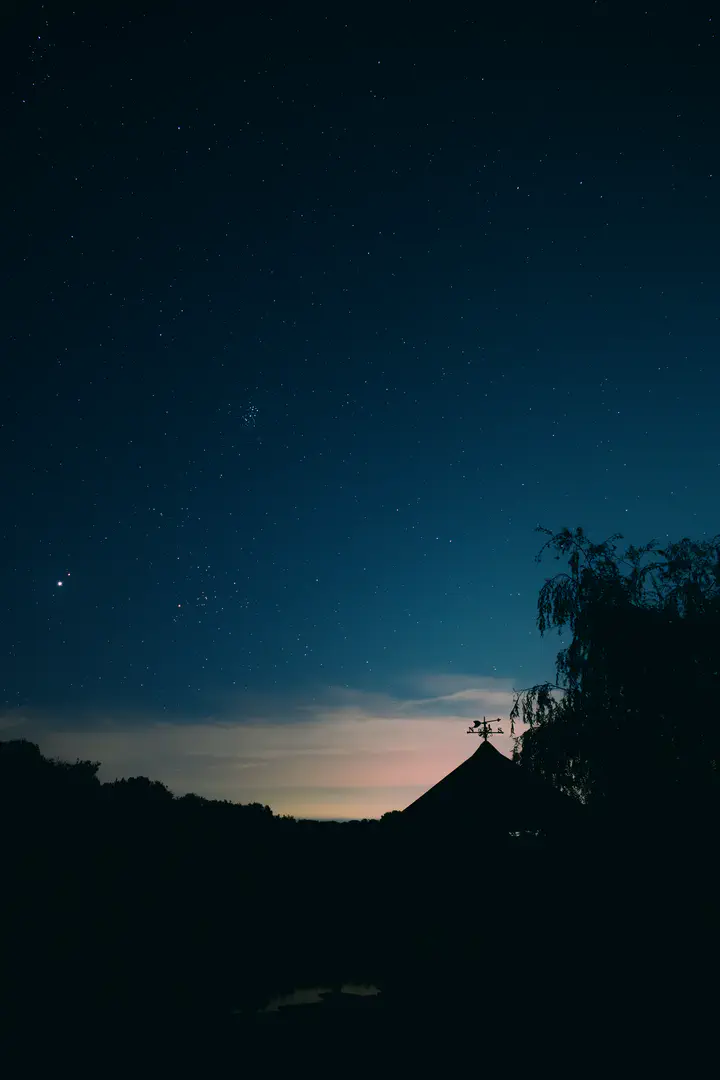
[2,528,718,1062]
[511,526,720,832]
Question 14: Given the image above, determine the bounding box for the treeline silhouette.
[0,739,391,1024]
[1,526,718,1066]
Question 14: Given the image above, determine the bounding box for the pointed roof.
[402,739,577,832]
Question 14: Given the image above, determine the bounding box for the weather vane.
[466,716,504,741]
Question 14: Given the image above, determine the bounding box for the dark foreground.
[1,742,716,1074]
[3,832,715,1076]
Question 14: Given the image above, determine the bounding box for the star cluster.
[2,3,719,721]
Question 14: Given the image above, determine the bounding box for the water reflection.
[264,983,380,1012]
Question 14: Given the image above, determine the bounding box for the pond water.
[263,983,380,1012]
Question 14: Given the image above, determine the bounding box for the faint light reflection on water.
[264,984,380,1012]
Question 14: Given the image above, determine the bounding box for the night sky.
[3,2,719,817]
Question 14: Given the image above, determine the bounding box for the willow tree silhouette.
[3,526,718,1059]
[496,527,720,1050]
[510,526,720,835]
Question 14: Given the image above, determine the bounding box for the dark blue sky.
[2,2,719,812]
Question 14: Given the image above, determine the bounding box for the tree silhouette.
[510,526,720,828]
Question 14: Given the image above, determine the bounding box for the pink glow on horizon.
[4,675,529,819]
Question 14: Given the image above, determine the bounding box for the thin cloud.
[1,673,524,819]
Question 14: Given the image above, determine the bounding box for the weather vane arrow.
[466,716,504,741]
